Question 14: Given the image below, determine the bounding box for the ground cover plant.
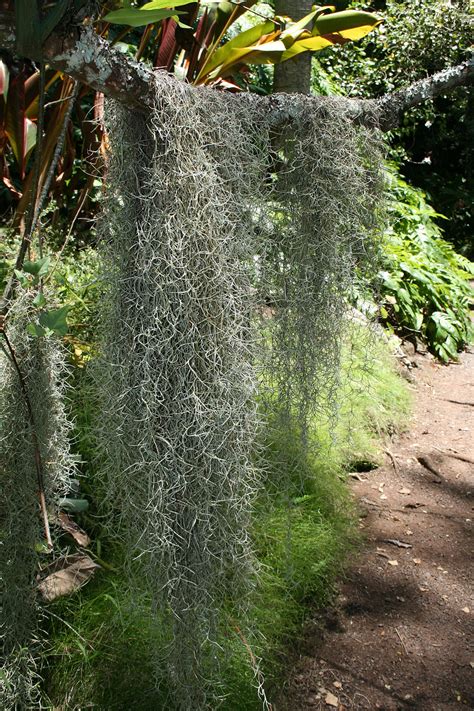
[379,169,474,362]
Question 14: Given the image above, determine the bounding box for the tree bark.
[273,0,313,94]
[0,11,472,130]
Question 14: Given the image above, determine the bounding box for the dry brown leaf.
[38,553,100,602]
[325,691,339,707]
[388,560,399,566]
[57,512,91,547]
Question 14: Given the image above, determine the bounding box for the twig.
[436,450,474,465]
[417,455,444,482]
[395,627,408,655]
[384,449,398,474]
[1,330,53,549]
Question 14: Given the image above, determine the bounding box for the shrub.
[378,168,474,361]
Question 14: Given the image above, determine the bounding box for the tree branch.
[0,10,472,128]
[375,59,474,131]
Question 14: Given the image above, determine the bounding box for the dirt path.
[278,348,474,710]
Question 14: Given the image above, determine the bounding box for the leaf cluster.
[378,168,474,362]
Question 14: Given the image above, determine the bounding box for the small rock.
[325,691,339,707]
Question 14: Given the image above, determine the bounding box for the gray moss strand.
[96,76,383,709]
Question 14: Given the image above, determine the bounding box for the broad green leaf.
[312,10,382,37]
[39,305,70,336]
[23,256,50,278]
[40,0,71,43]
[205,40,288,81]
[197,20,277,80]
[281,10,382,62]
[104,4,190,27]
[279,6,332,47]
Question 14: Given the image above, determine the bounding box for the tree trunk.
[273,0,313,94]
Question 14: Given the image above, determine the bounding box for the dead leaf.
[325,691,339,707]
[38,553,100,602]
[399,487,412,495]
[57,512,91,547]
[333,681,342,689]
[388,560,399,566]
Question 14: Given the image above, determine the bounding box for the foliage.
[0,1,380,230]
[314,0,473,254]
[378,169,474,362]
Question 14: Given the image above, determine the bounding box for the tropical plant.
[0,1,380,229]
[314,0,473,255]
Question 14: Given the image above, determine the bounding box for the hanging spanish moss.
[259,97,383,471]
[0,292,76,710]
[96,75,383,709]
[96,74,267,709]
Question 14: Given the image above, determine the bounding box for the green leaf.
[104,3,190,27]
[312,10,382,37]
[59,498,89,513]
[197,22,283,81]
[26,322,46,337]
[33,291,47,307]
[14,269,30,288]
[38,305,70,336]
[23,256,51,278]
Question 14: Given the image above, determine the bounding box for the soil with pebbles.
[277,346,474,711]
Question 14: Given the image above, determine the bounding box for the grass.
[41,324,410,709]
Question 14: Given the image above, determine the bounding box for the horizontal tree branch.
[0,10,472,130]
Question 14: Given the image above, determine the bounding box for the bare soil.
[278,347,474,710]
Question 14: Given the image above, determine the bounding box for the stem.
[1,330,53,549]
